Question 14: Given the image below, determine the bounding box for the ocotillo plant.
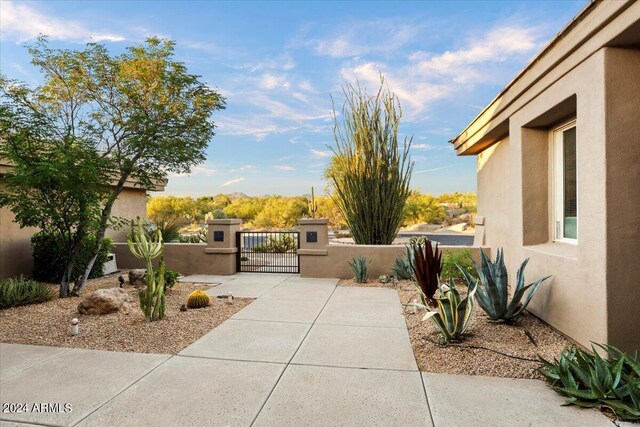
[308,187,318,218]
[328,77,413,244]
[127,219,166,321]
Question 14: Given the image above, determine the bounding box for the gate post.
[298,218,329,277]
[205,219,242,275]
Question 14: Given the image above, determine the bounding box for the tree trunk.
[71,248,99,295]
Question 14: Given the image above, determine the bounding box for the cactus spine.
[308,186,318,218]
[127,219,166,322]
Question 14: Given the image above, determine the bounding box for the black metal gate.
[236,231,300,273]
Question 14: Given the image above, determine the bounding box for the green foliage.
[128,220,166,322]
[408,239,442,305]
[266,235,298,253]
[392,255,414,280]
[178,228,207,243]
[539,344,640,421]
[413,278,477,343]
[328,78,413,245]
[403,192,447,226]
[152,268,180,291]
[460,249,551,323]
[252,196,308,229]
[186,290,211,309]
[0,276,55,309]
[441,249,475,281]
[224,197,266,223]
[2,36,225,294]
[348,256,369,283]
[32,233,113,283]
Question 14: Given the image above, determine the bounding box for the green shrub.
[540,344,640,421]
[441,249,475,281]
[348,256,368,283]
[264,235,297,253]
[0,276,55,309]
[460,249,551,323]
[32,233,113,283]
[150,268,180,291]
[391,255,413,280]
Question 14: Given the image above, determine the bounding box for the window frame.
[551,119,578,244]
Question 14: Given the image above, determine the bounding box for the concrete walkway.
[0,274,613,426]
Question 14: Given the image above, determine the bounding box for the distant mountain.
[226,192,249,199]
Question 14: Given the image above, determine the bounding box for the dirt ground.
[339,278,571,379]
[0,271,252,354]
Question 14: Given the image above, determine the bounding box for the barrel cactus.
[186,290,210,309]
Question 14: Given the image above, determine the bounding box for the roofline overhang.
[450,0,639,155]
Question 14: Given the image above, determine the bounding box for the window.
[552,120,577,242]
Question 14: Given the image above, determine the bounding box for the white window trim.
[551,119,577,244]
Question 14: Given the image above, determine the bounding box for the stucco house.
[0,160,164,280]
[452,0,640,354]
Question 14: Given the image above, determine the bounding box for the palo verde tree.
[328,77,413,244]
[0,37,225,295]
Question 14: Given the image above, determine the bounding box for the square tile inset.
[253,365,431,426]
[316,300,406,328]
[292,324,417,370]
[180,320,310,363]
[0,349,169,426]
[232,298,325,323]
[78,357,285,427]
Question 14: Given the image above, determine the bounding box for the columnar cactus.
[308,186,318,218]
[127,220,166,321]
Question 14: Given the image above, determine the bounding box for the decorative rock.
[128,269,147,288]
[77,288,135,315]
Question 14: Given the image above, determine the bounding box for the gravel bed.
[0,272,252,354]
[339,278,571,379]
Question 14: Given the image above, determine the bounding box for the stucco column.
[298,218,329,277]
[204,219,242,275]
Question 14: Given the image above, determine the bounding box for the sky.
[0,0,587,197]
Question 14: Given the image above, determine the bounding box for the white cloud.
[274,165,295,172]
[0,1,125,42]
[412,144,434,151]
[310,149,333,158]
[415,166,450,174]
[169,164,217,177]
[222,177,245,187]
[339,24,541,119]
[259,73,291,90]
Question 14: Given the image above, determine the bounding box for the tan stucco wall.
[300,244,489,279]
[0,185,148,280]
[477,47,640,353]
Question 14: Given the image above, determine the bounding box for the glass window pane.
[563,127,577,239]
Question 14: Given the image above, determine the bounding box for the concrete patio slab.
[0,343,70,380]
[179,319,311,363]
[232,298,326,323]
[316,300,406,328]
[0,348,169,426]
[330,286,401,304]
[179,274,226,284]
[77,356,285,427]
[422,373,612,427]
[253,364,432,426]
[292,324,418,371]
[207,282,280,298]
[260,281,335,301]
[280,277,339,286]
[228,273,293,286]
[0,421,40,427]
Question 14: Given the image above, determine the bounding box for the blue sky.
[0,0,587,197]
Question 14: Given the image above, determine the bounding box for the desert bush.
[540,344,640,421]
[264,234,297,253]
[349,256,368,283]
[0,276,55,309]
[32,233,113,283]
[460,249,551,323]
[408,239,442,305]
[441,249,475,281]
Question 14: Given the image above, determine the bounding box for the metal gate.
[236,231,300,273]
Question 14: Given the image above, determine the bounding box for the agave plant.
[413,277,477,343]
[128,219,166,322]
[348,256,368,283]
[539,344,640,421]
[391,254,413,280]
[460,249,550,323]
[408,239,442,305]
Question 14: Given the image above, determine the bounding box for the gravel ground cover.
[339,278,571,379]
[0,272,252,354]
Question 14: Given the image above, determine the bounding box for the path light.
[227,292,234,304]
[70,318,79,336]
[412,299,418,314]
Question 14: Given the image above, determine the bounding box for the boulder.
[128,269,147,288]
[77,288,135,315]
